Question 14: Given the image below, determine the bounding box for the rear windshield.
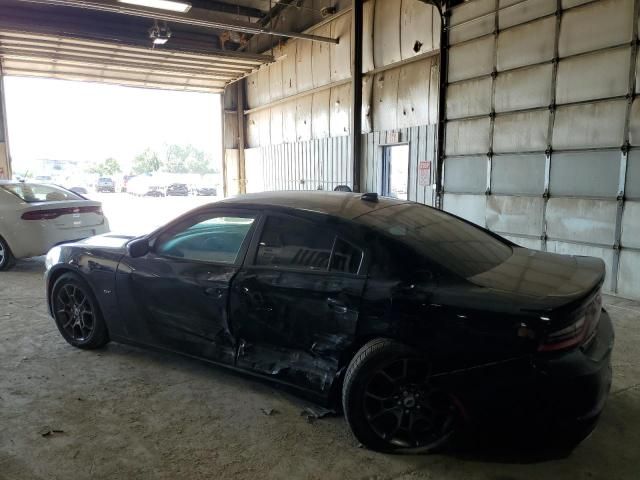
[1,183,82,203]
[359,204,513,278]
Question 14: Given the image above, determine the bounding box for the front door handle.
[327,297,348,314]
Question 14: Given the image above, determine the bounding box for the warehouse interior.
[1,0,640,478]
[1,0,638,300]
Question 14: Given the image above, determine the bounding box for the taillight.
[538,316,587,352]
[539,292,602,352]
[21,205,103,220]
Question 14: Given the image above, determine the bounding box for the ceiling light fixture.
[149,20,172,45]
[118,0,192,13]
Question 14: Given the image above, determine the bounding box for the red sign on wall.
[418,161,431,186]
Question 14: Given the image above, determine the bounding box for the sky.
[3,76,222,174]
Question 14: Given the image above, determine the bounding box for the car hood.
[75,233,136,250]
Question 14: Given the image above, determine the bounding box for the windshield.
[1,183,82,203]
[360,204,513,278]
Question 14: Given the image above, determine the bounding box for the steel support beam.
[13,0,339,44]
[350,0,363,192]
[237,79,246,195]
[435,5,447,209]
[0,64,12,179]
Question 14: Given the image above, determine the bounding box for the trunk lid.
[21,200,105,229]
[467,247,605,310]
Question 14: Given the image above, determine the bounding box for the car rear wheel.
[51,273,109,349]
[342,338,461,453]
[0,236,15,271]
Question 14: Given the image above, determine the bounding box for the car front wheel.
[342,338,462,453]
[51,273,109,349]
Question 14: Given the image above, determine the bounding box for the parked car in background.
[96,177,116,193]
[127,175,166,197]
[145,186,165,197]
[166,183,189,196]
[195,185,217,196]
[0,181,109,270]
[43,191,612,453]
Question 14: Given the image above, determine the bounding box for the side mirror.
[128,237,150,258]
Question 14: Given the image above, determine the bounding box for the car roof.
[217,191,410,220]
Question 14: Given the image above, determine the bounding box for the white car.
[0,181,110,270]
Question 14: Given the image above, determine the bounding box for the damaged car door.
[230,212,366,397]
[117,210,257,364]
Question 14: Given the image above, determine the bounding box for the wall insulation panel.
[401,0,435,55]
[374,0,402,67]
[397,59,433,127]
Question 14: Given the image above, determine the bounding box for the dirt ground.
[1,258,639,480]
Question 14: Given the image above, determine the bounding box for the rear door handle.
[327,297,348,314]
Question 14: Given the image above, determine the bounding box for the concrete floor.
[1,258,639,480]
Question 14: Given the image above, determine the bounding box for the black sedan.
[44,192,613,453]
[166,183,189,196]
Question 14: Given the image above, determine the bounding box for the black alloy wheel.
[52,273,109,349]
[343,339,462,453]
[363,357,459,450]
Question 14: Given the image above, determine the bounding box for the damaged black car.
[44,191,614,453]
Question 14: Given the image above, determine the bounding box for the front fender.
[45,247,126,337]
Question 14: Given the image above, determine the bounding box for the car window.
[1,183,82,202]
[359,204,512,278]
[256,216,335,271]
[330,238,363,274]
[155,215,255,264]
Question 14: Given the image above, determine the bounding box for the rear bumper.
[12,223,110,258]
[530,309,614,432]
[449,310,614,443]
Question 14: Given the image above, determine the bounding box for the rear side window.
[256,216,334,270]
[1,183,81,202]
[255,215,363,274]
[330,238,363,274]
[359,204,512,278]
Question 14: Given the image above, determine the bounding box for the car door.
[229,212,367,396]
[116,209,258,364]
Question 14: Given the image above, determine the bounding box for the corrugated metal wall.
[244,135,352,192]
[362,125,437,205]
[442,0,640,298]
[227,0,441,197]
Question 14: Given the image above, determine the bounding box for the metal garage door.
[0,29,269,93]
[442,0,640,299]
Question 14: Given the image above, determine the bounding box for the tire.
[51,273,110,349]
[0,235,15,271]
[342,338,461,454]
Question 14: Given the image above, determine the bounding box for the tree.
[187,151,217,175]
[163,144,190,174]
[132,148,161,175]
[163,144,217,175]
[88,157,121,176]
[131,145,220,175]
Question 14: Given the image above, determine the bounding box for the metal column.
[0,64,11,180]
[350,0,363,192]
[237,78,247,195]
